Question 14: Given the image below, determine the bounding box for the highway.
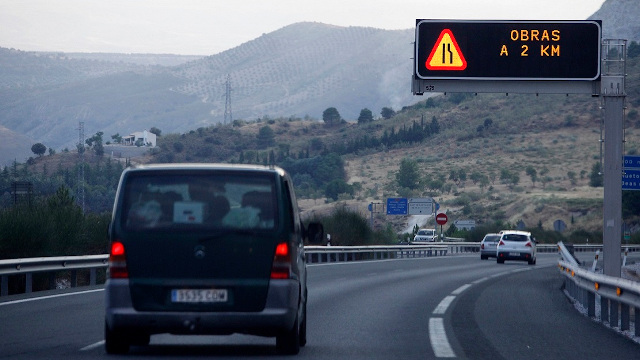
[1,253,639,359]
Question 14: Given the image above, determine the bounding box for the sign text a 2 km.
[415,20,601,81]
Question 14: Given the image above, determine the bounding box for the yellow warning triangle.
[426,29,467,71]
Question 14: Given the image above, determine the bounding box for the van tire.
[276,314,301,355]
[105,323,130,354]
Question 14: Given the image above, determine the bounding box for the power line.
[224,74,232,124]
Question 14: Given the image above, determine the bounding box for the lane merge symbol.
[426,29,467,71]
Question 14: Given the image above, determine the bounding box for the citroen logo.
[194,245,206,259]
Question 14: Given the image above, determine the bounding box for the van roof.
[128,163,286,176]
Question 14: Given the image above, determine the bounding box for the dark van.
[105,164,323,354]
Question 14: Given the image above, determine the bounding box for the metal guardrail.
[305,244,449,263]
[1,243,638,298]
[560,258,640,337]
[0,255,109,296]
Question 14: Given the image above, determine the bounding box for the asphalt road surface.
[1,253,639,359]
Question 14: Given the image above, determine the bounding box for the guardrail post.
[49,273,56,290]
[601,297,609,322]
[1,275,7,296]
[25,273,32,293]
[610,300,619,328]
[587,291,596,318]
[71,270,78,288]
[635,307,640,336]
[90,268,97,286]
[621,303,630,331]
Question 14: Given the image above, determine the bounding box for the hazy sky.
[0,0,607,55]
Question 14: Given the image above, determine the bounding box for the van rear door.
[114,170,280,313]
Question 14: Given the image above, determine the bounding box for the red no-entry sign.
[435,213,448,225]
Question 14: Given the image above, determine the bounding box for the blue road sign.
[386,198,408,215]
[624,155,640,169]
[622,169,640,191]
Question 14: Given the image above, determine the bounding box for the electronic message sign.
[415,20,601,81]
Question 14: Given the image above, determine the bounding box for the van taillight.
[109,241,128,279]
[271,242,291,279]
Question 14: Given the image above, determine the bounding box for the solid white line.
[433,295,455,315]
[429,318,456,358]
[80,341,104,351]
[0,289,104,307]
[472,276,489,284]
[451,284,471,295]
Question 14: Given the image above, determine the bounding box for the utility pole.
[77,121,85,213]
[600,39,626,326]
[224,74,232,124]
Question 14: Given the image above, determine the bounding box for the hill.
[0,23,415,162]
[1,0,639,164]
[590,0,640,42]
[131,53,639,236]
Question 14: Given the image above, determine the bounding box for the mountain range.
[0,0,638,166]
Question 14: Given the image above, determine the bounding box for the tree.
[31,143,47,157]
[322,107,341,126]
[357,108,374,124]
[525,166,537,187]
[430,116,440,134]
[111,133,122,144]
[149,127,162,137]
[325,179,354,201]
[85,131,104,156]
[257,126,276,148]
[395,158,421,190]
[380,107,395,120]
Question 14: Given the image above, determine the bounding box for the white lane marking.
[0,289,104,306]
[451,284,471,295]
[472,276,489,284]
[433,295,456,315]
[80,341,104,351]
[429,318,456,358]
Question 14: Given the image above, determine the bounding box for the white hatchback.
[496,230,536,265]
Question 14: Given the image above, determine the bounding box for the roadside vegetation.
[1,45,640,258]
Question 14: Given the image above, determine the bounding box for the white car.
[479,233,501,260]
[413,228,437,242]
[496,230,537,265]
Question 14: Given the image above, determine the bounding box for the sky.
[0,0,607,55]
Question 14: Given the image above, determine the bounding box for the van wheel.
[105,323,130,354]
[276,314,301,355]
[299,301,307,347]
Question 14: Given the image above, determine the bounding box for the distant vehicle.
[479,233,501,259]
[104,163,323,355]
[413,228,437,242]
[496,230,537,265]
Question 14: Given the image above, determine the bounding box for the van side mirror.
[306,222,324,244]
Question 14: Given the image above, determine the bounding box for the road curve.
[0,253,638,359]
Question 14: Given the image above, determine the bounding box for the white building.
[123,130,156,147]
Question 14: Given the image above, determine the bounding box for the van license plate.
[509,252,520,256]
[171,289,228,303]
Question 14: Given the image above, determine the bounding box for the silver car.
[479,233,501,260]
[496,230,537,265]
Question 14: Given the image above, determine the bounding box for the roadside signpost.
[386,198,408,215]
[435,213,448,241]
[412,20,601,95]
[623,156,640,191]
[408,197,434,215]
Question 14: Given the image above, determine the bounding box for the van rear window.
[121,172,277,231]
